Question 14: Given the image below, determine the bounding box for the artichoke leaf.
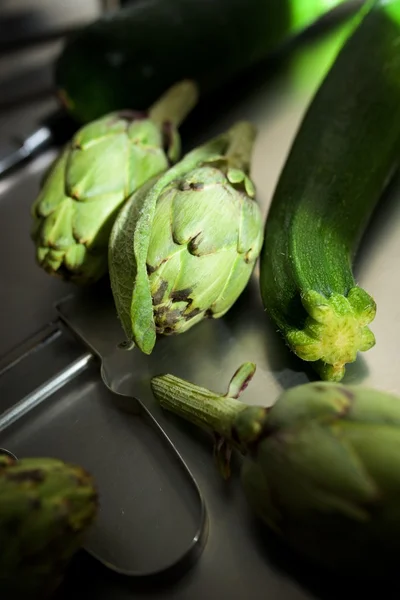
[109,177,159,353]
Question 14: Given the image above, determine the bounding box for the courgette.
[55,0,351,123]
[260,0,400,382]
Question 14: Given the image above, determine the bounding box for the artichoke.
[31,80,198,284]
[0,455,98,598]
[109,121,263,354]
[151,365,400,574]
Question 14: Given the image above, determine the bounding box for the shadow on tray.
[55,508,400,600]
[247,514,400,600]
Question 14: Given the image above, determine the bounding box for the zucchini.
[55,0,351,123]
[260,0,400,382]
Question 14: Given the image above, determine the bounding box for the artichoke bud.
[109,121,264,354]
[30,80,198,285]
[152,365,400,573]
[232,406,269,447]
[242,381,400,572]
[0,456,98,598]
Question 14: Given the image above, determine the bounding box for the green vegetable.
[0,455,98,599]
[260,0,400,382]
[55,0,352,123]
[31,80,198,284]
[151,364,400,574]
[108,121,263,354]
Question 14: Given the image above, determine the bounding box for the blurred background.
[0,0,126,112]
[0,0,135,178]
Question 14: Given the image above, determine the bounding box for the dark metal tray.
[0,337,207,577]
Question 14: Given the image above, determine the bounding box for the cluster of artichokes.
[31,81,263,354]
[31,80,197,285]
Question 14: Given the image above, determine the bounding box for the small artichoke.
[31,80,198,284]
[0,455,98,598]
[109,121,263,354]
[151,365,400,574]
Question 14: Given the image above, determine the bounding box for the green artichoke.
[0,455,98,598]
[31,80,198,284]
[151,365,400,574]
[109,121,263,354]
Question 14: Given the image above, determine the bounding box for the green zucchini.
[260,0,400,382]
[55,0,351,123]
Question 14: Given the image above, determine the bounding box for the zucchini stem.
[287,287,376,381]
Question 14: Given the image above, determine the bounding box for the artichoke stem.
[151,366,253,442]
[148,80,199,127]
[225,121,257,173]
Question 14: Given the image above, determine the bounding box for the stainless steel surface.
[0,125,54,177]
[0,319,207,576]
[0,109,79,179]
[0,321,61,375]
[0,321,86,414]
[0,351,93,432]
[0,365,207,578]
[0,16,398,600]
[0,448,17,461]
[0,0,101,172]
[0,0,99,353]
[0,1,100,109]
[0,142,74,357]
[0,0,99,50]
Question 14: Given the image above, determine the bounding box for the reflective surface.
[1,16,400,600]
[1,365,207,577]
